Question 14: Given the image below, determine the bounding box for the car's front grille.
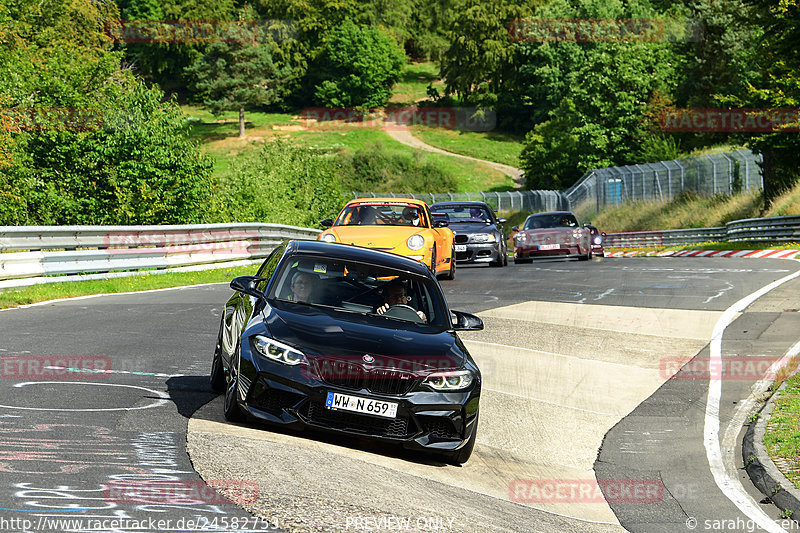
[304,401,410,438]
[317,362,416,396]
[455,251,471,261]
[454,234,469,244]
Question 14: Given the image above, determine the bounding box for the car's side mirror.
[583,222,591,227]
[230,276,266,299]
[320,218,333,228]
[451,310,484,331]
[497,218,507,224]
[512,225,519,232]
[434,220,449,227]
[601,232,607,237]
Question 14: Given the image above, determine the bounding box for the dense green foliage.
[0,0,213,225]
[337,142,459,192]
[213,141,346,226]
[3,0,799,227]
[309,21,405,108]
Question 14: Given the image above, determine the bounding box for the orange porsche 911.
[318,198,455,279]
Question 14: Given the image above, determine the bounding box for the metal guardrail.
[1,214,796,287]
[605,215,800,248]
[0,223,320,286]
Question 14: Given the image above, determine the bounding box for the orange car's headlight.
[407,234,425,251]
[320,233,337,243]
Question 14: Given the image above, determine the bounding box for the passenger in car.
[376,279,427,321]
[287,271,319,303]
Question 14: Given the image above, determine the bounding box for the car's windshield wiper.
[272,298,369,315]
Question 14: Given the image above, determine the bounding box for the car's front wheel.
[223,345,246,422]
[210,321,226,393]
[443,247,456,280]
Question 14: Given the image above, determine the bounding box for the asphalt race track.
[1,256,799,533]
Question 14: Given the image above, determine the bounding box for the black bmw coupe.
[211,240,483,464]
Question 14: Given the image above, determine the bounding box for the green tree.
[439,0,530,108]
[517,0,681,188]
[116,0,237,92]
[0,0,214,225]
[740,0,800,204]
[185,28,291,137]
[309,20,405,108]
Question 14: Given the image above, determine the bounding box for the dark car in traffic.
[429,201,507,267]
[211,240,483,464]
[512,211,592,262]
[583,222,606,257]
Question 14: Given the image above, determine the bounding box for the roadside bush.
[337,142,458,193]
[214,141,346,226]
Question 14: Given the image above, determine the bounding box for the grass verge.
[411,125,524,168]
[763,366,800,490]
[0,265,258,310]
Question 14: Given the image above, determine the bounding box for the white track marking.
[0,382,170,411]
[704,263,800,533]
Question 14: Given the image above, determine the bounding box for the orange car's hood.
[331,225,426,250]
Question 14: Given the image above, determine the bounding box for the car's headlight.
[407,234,425,251]
[320,233,337,243]
[470,233,496,243]
[514,234,526,246]
[253,335,307,366]
[593,236,602,245]
[422,370,474,391]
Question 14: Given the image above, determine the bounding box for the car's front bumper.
[515,244,583,259]
[453,242,503,263]
[238,361,480,454]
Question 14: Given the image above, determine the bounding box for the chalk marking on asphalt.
[0,382,171,412]
[704,263,800,533]
[44,366,184,378]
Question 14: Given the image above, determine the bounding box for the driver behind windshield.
[376,279,427,322]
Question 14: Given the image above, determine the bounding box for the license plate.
[538,244,560,250]
[325,392,398,419]
[454,245,467,252]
